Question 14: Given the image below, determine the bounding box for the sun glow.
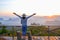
[47,15,55,19]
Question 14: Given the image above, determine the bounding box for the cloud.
[0,0,60,16]
[0,1,16,5]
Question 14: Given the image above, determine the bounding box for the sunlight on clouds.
[12,0,60,16]
[0,0,60,16]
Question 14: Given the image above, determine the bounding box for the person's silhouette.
[13,13,36,36]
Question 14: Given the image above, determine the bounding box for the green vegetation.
[27,26,60,36]
[0,26,60,36]
[0,26,7,34]
[28,26,47,36]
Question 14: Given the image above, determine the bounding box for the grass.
[0,26,60,36]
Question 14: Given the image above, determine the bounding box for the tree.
[1,26,7,34]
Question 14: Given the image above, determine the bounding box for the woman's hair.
[22,14,26,19]
[22,17,26,19]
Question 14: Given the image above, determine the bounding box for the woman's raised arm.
[27,13,36,19]
[13,12,21,18]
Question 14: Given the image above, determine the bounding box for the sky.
[0,0,60,17]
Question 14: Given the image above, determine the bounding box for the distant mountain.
[0,18,3,20]
[0,15,60,26]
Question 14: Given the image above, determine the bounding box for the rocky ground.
[0,36,60,40]
[0,38,6,40]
